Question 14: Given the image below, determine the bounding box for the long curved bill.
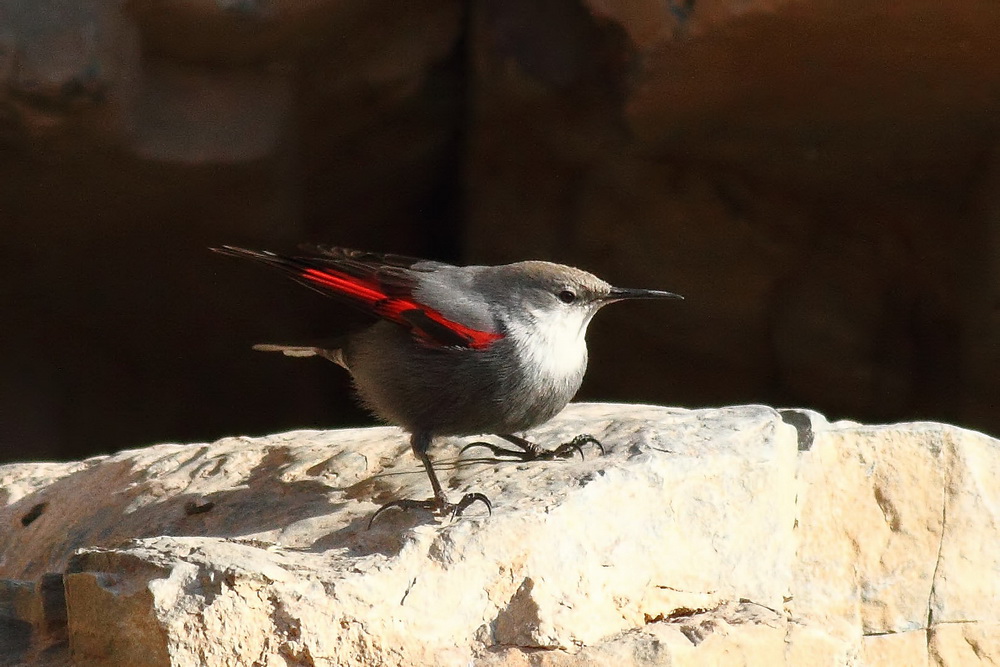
[607,287,684,302]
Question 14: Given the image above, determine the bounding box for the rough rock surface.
[464,0,1000,432]
[1,403,998,665]
[4,0,1000,465]
[0,0,466,461]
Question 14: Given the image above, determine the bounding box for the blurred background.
[1,0,998,464]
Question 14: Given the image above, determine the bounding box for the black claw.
[538,435,605,461]
[368,498,434,529]
[460,434,606,462]
[570,434,605,456]
[549,440,586,461]
[368,505,391,529]
[459,441,525,459]
[367,493,492,529]
[454,492,492,517]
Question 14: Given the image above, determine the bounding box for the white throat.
[504,306,594,383]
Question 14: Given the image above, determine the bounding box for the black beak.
[607,287,684,302]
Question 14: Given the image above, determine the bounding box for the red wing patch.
[395,307,504,349]
[302,268,385,304]
[301,268,503,350]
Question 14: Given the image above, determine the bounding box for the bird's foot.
[460,434,605,462]
[368,492,492,529]
[549,435,605,460]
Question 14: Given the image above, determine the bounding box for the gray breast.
[343,322,584,436]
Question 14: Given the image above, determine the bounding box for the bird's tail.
[252,343,347,369]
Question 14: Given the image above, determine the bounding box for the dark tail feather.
[211,246,301,274]
[211,245,343,299]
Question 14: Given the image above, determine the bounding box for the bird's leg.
[369,431,491,528]
[460,433,605,461]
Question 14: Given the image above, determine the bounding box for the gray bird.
[213,246,682,523]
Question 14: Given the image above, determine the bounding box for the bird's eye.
[558,289,577,304]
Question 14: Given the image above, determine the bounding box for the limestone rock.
[1,403,999,665]
[5,0,1000,470]
[0,0,466,466]
[464,0,1000,437]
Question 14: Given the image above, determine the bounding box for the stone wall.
[2,0,999,462]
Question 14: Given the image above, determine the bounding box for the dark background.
[2,0,999,464]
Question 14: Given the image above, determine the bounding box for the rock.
[0,0,137,152]
[5,0,1000,469]
[1,403,998,665]
[463,0,1000,436]
[128,63,292,163]
[0,0,466,464]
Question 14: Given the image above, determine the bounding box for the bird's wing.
[213,246,505,350]
[304,245,454,274]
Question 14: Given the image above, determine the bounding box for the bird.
[213,245,682,524]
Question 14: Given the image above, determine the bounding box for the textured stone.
[128,63,291,163]
[932,427,1000,625]
[0,0,138,151]
[1,403,999,665]
[928,623,1000,666]
[4,0,1000,471]
[860,631,928,667]
[0,0,465,464]
[464,0,1000,439]
[790,421,947,637]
